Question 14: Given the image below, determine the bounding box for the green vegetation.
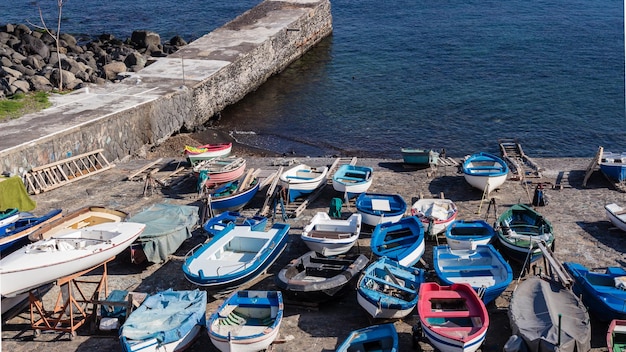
[0,92,52,122]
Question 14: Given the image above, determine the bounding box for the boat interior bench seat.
[441,265,499,272]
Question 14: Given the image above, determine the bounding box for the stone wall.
[0,0,332,174]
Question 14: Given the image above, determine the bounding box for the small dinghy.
[301,212,362,256]
[336,323,399,352]
[444,220,494,250]
[606,203,626,232]
[1,222,145,297]
[194,156,247,188]
[607,319,626,352]
[563,262,626,321]
[183,222,290,290]
[276,251,368,302]
[184,142,232,166]
[205,173,260,212]
[207,290,283,352]
[433,244,513,305]
[462,152,509,194]
[370,216,425,267]
[332,164,374,199]
[119,289,207,352]
[279,163,329,202]
[357,257,424,320]
[410,197,458,236]
[356,193,407,227]
[28,205,128,241]
[401,148,439,166]
[203,211,268,237]
[417,282,489,352]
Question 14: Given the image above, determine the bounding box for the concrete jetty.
[0,0,332,175]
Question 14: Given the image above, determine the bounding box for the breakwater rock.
[0,23,188,97]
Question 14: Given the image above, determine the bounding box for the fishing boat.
[119,289,207,352]
[607,319,626,352]
[495,203,555,264]
[417,282,489,352]
[356,193,407,227]
[276,251,368,302]
[205,176,260,212]
[194,156,247,188]
[0,222,145,297]
[356,256,424,320]
[301,212,362,256]
[203,211,268,237]
[207,290,283,352]
[0,208,19,227]
[183,142,232,166]
[332,164,374,198]
[370,216,425,267]
[0,209,63,252]
[432,244,513,305]
[606,203,626,232]
[336,323,399,352]
[600,151,626,183]
[462,152,509,194]
[508,276,591,352]
[444,220,495,250]
[401,148,439,166]
[127,203,199,264]
[410,197,458,236]
[182,222,290,290]
[28,205,128,241]
[563,262,626,321]
[279,163,329,202]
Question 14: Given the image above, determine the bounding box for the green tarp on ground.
[0,176,36,212]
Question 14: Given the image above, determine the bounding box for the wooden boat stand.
[29,257,114,339]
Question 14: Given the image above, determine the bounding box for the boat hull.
[462,152,509,194]
[301,212,361,256]
[184,143,232,166]
[401,148,439,165]
[410,198,458,236]
[444,220,494,250]
[371,216,425,267]
[606,203,626,232]
[600,151,626,182]
[1,222,145,297]
[209,180,260,212]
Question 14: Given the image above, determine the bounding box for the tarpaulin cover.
[508,276,591,352]
[120,289,207,344]
[128,203,199,263]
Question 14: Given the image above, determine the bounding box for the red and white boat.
[417,282,489,352]
[410,197,458,236]
[193,156,247,189]
[184,142,232,166]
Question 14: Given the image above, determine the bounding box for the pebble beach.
[1,134,625,352]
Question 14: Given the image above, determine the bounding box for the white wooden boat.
[444,220,495,250]
[279,163,328,202]
[410,197,458,236]
[462,152,509,194]
[207,290,283,352]
[28,205,128,241]
[356,193,407,227]
[301,212,361,256]
[600,151,626,183]
[1,222,145,297]
[119,289,207,352]
[606,203,626,232]
[332,164,374,198]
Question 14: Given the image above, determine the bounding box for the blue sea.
[2,0,625,158]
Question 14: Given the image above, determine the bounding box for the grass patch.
[0,92,52,122]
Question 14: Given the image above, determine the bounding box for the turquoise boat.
[336,323,399,352]
[401,148,439,166]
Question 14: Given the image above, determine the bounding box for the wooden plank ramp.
[23,149,114,195]
[498,138,542,180]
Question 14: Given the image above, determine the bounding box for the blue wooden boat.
[357,257,424,320]
[433,244,513,305]
[462,152,509,194]
[207,176,260,212]
[495,203,555,264]
[600,151,626,183]
[279,163,329,202]
[445,219,495,250]
[356,193,407,227]
[401,148,439,166]
[119,289,207,352]
[0,208,19,227]
[203,211,268,237]
[332,164,374,199]
[182,222,290,290]
[563,262,626,322]
[336,323,399,352]
[207,290,283,352]
[371,216,425,267]
[276,251,368,302]
[0,209,63,252]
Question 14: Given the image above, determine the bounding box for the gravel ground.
[1,134,625,352]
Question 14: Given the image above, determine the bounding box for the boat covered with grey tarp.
[507,276,591,352]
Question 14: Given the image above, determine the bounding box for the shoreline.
[1,151,625,351]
